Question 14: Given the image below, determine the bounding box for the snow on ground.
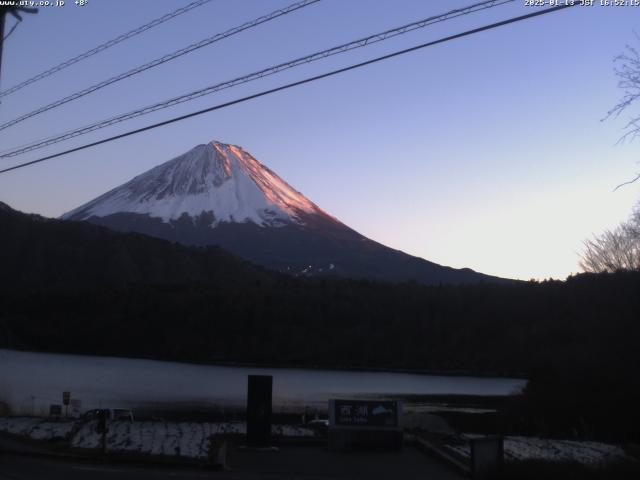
[1,417,314,460]
[0,417,75,441]
[444,435,630,466]
[71,420,315,459]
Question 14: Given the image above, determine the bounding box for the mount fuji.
[63,141,503,284]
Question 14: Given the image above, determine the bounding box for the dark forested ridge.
[3,271,639,376]
[2,202,640,441]
[0,201,272,290]
[80,210,507,285]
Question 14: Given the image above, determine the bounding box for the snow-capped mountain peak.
[62,139,506,285]
[62,141,334,227]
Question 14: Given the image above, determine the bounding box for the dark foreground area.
[498,460,640,480]
[2,445,639,480]
[0,446,464,480]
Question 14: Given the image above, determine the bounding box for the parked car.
[306,418,329,435]
[83,408,134,422]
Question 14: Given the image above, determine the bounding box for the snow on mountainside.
[63,139,508,284]
[62,141,336,228]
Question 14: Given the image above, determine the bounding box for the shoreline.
[0,347,528,381]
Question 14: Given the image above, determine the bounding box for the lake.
[0,349,526,416]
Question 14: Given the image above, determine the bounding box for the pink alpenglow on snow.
[62,141,338,228]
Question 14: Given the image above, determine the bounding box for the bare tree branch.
[605,35,640,186]
[614,172,640,191]
[580,203,640,273]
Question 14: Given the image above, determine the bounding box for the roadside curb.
[414,435,471,477]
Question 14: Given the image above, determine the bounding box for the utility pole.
[0,7,6,81]
[0,6,38,85]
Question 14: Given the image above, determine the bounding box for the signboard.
[330,399,400,428]
[49,404,62,416]
[62,391,71,406]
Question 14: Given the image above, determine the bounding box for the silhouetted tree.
[580,204,640,272]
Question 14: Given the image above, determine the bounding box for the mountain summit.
[63,141,337,228]
[64,140,505,284]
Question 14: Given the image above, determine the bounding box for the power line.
[0,0,513,157]
[3,19,19,41]
[0,4,577,176]
[0,0,320,133]
[0,0,215,99]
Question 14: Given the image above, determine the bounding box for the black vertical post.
[97,409,108,455]
[246,375,272,447]
[470,436,504,480]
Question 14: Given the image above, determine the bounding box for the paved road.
[0,454,214,480]
[1,446,465,479]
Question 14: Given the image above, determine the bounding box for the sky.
[0,0,639,281]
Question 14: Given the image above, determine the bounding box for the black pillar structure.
[246,375,272,447]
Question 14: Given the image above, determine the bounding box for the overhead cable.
[0,4,577,175]
[0,0,216,99]
[1,0,512,157]
[0,0,321,131]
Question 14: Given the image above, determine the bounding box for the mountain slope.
[63,141,506,285]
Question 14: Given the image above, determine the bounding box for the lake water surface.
[0,349,526,415]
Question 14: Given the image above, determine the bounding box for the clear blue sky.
[0,0,638,280]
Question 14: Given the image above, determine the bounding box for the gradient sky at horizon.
[0,0,639,281]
